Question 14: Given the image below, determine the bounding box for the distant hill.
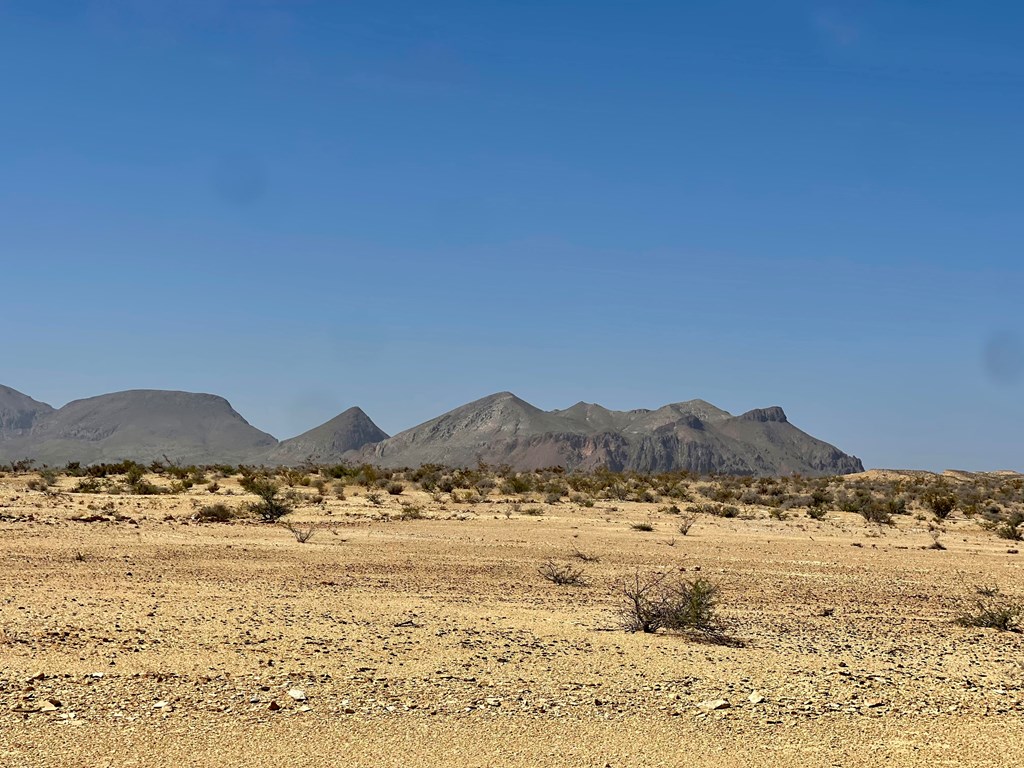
[266,407,389,465]
[0,384,862,475]
[0,389,278,465]
[360,391,864,476]
[0,385,388,467]
[0,385,54,440]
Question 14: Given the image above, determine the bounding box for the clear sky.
[1,1,1022,471]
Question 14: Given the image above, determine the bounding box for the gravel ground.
[1,474,1021,766]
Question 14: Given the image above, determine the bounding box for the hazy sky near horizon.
[1,1,1022,471]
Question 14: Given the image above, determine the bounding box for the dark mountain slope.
[359,393,863,476]
[12,390,277,465]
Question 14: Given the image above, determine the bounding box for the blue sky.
[1,1,1022,470]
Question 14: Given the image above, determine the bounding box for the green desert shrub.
[927,494,957,520]
[691,503,739,518]
[194,503,237,523]
[618,569,722,636]
[242,478,291,522]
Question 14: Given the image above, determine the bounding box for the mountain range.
[0,385,863,476]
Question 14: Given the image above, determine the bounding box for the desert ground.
[0,466,1021,767]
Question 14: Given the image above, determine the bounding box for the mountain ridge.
[0,384,863,475]
[359,391,862,476]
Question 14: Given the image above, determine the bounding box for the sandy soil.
[1,475,1022,767]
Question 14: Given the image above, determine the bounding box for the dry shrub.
[538,560,587,586]
[956,585,1021,631]
[284,522,316,543]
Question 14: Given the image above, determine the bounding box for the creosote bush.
[691,503,739,518]
[194,503,237,523]
[241,476,292,522]
[618,569,722,636]
[927,494,957,520]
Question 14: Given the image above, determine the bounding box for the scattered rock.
[748,693,765,705]
[268,701,281,711]
[287,688,307,701]
[698,699,731,711]
[40,699,62,712]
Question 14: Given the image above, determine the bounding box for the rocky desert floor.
[0,471,1022,767]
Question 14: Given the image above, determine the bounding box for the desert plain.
[0,466,1022,767]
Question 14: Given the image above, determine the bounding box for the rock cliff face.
[0,385,862,476]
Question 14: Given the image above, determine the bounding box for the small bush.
[677,510,697,535]
[956,586,1021,631]
[570,545,600,562]
[72,478,104,494]
[927,494,957,520]
[121,463,163,495]
[399,504,426,520]
[617,569,722,636]
[284,522,316,543]
[859,504,893,526]
[194,503,237,523]
[691,503,739,518]
[538,560,587,586]
[386,481,404,496]
[809,488,832,508]
[995,522,1023,541]
[631,520,654,532]
[243,478,292,522]
[500,475,533,495]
